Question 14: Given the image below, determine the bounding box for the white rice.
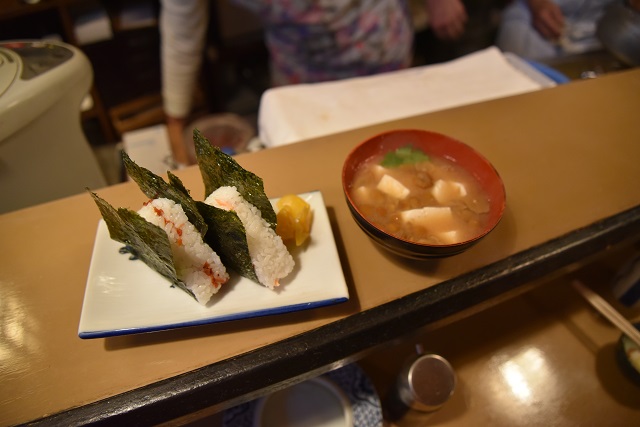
[138,198,229,305]
[204,186,294,289]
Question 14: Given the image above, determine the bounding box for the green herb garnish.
[380,145,430,167]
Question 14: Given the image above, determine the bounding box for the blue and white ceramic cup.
[612,253,640,308]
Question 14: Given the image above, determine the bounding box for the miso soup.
[349,146,491,245]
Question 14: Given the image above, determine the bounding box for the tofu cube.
[401,206,455,231]
[377,174,410,199]
[436,230,461,244]
[432,180,467,205]
[372,165,388,180]
[352,186,372,205]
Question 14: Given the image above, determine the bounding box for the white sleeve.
[160,0,209,118]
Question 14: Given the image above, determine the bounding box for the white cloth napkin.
[258,47,553,147]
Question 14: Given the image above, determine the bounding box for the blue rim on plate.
[222,363,383,427]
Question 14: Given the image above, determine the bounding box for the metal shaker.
[384,344,456,421]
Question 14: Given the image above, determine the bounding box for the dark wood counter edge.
[24,204,640,427]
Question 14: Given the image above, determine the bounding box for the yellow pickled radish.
[276,194,312,246]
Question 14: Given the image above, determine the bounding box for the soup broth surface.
[350,149,491,245]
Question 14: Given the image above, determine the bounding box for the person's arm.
[526,0,565,41]
[159,0,209,165]
[424,0,468,40]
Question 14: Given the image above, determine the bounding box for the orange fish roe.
[202,262,222,290]
[147,202,185,246]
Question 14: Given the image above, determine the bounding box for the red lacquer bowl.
[342,129,506,259]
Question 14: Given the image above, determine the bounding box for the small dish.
[254,377,353,427]
[222,363,383,427]
[616,322,640,385]
[78,191,348,339]
[342,129,506,259]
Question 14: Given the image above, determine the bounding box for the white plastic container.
[0,40,106,213]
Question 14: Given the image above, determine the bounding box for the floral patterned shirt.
[233,0,413,85]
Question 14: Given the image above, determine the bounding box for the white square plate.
[78,191,348,339]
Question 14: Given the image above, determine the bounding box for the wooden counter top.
[1,69,640,426]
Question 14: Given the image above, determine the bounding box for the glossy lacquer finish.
[1,69,640,426]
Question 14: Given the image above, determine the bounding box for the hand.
[424,0,468,40]
[527,0,565,41]
[166,115,194,166]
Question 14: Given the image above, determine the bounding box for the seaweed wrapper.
[89,191,196,300]
[122,149,261,283]
[196,202,259,283]
[193,129,277,230]
[122,151,208,236]
[170,169,258,281]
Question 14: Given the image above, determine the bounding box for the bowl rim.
[341,128,506,251]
